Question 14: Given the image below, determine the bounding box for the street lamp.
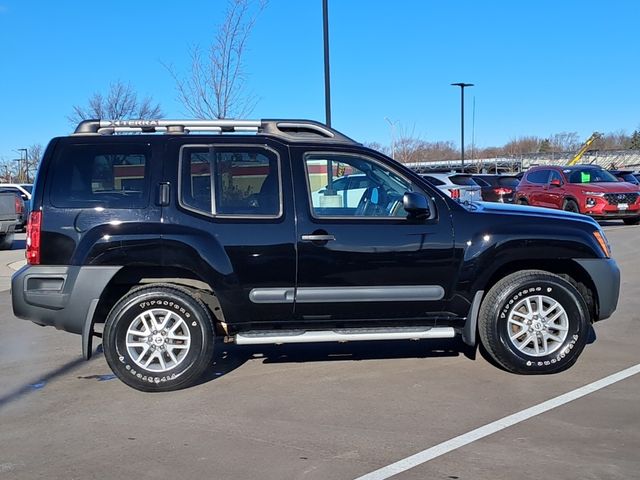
[385,117,397,159]
[18,148,28,182]
[451,83,474,171]
[322,0,332,127]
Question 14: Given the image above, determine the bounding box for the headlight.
[584,191,605,197]
[593,230,611,258]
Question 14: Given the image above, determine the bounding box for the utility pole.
[451,83,474,171]
[322,0,332,127]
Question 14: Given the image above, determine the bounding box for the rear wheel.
[478,270,589,374]
[517,198,528,205]
[622,217,640,225]
[563,199,580,213]
[103,284,215,392]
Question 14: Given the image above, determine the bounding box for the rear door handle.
[158,182,170,206]
[301,234,336,242]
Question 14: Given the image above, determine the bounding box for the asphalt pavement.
[0,227,638,480]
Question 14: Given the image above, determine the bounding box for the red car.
[516,165,640,225]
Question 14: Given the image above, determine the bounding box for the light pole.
[18,148,28,182]
[322,0,331,127]
[385,117,397,159]
[451,83,474,171]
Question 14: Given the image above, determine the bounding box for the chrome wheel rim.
[506,295,569,357]
[126,308,191,373]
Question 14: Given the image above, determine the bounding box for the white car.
[311,174,374,208]
[420,173,481,203]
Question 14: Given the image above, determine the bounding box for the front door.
[291,148,456,324]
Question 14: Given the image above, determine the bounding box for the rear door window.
[180,145,281,217]
[49,143,150,208]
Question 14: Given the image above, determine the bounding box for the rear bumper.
[12,265,122,334]
[574,258,620,321]
[0,219,17,234]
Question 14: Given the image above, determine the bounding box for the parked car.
[609,170,640,186]
[0,190,22,249]
[516,165,640,224]
[13,119,620,391]
[0,183,32,230]
[311,173,373,208]
[472,174,520,203]
[420,173,481,203]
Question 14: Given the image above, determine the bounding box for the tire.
[103,284,215,392]
[478,270,589,374]
[563,199,580,213]
[517,198,528,205]
[0,233,14,250]
[622,217,640,226]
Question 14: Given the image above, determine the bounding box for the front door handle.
[301,234,336,242]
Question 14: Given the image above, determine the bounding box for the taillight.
[14,196,23,214]
[494,187,513,196]
[26,211,42,265]
[449,188,460,200]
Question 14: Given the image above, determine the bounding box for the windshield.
[566,169,618,184]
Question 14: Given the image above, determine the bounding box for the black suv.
[12,119,620,391]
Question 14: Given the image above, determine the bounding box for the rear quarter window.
[421,175,445,186]
[49,143,151,208]
[498,177,520,187]
[449,175,478,186]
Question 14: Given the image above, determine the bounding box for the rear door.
[161,137,297,327]
[526,169,552,207]
[291,146,456,323]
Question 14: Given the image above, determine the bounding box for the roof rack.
[73,119,359,144]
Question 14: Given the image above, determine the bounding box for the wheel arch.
[85,265,229,359]
[481,259,598,321]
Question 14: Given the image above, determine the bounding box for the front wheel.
[478,270,589,374]
[103,285,215,392]
[563,199,580,213]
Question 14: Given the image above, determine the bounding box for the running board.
[233,327,456,345]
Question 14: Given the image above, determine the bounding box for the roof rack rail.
[73,119,359,144]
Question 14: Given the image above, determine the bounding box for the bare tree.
[165,0,266,119]
[68,80,163,124]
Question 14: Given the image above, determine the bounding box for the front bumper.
[12,265,122,352]
[574,258,620,321]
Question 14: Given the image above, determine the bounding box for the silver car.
[420,173,482,203]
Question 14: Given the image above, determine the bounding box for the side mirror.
[403,192,430,219]
[550,179,562,187]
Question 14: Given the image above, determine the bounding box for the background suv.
[516,165,640,225]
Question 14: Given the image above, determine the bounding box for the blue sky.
[1,0,639,162]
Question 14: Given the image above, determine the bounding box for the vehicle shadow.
[0,356,90,412]
[197,338,473,386]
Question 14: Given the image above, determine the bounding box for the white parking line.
[354,363,640,480]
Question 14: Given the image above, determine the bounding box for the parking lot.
[1,225,639,480]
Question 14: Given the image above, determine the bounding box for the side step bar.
[234,327,456,345]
